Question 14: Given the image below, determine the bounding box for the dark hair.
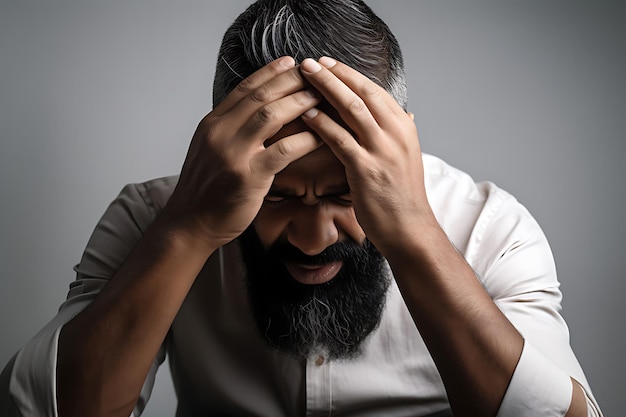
[213,0,407,109]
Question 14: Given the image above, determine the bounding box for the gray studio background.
[1,1,623,415]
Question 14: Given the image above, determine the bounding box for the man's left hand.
[300,57,434,257]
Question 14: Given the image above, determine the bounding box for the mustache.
[267,239,372,266]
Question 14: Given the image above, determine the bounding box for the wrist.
[375,208,443,264]
[151,205,221,258]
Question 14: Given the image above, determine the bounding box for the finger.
[253,130,323,175]
[320,57,406,119]
[238,88,321,144]
[212,56,297,116]
[234,65,310,116]
[300,58,380,140]
[310,57,407,127]
[300,107,363,168]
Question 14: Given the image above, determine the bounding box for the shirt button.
[315,355,325,367]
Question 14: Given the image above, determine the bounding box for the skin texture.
[56,56,587,417]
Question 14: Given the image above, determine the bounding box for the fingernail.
[318,56,337,68]
[301,58,322,73]
[302,108,319,119]
[279,56,295,68]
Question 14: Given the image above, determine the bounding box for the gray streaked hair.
[213,0,408,110]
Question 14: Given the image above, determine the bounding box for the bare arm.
[56,56,322,417]
[56,216,212,416]
[300,57,588,417]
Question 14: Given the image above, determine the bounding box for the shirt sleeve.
[497,341,602,417]
[468,186,603,416]
[1,179,173,417]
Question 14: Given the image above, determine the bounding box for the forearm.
[296,57,592,416]
[387,217,523,417]
[57,213,215,417]
[54,56,322,417]
[388,217,590,416]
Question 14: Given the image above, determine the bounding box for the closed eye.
[263,195,289,206]
[329,194,352,206]
[263,186,351,207]
[263,188,301,206]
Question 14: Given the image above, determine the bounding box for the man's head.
[219,0,405,360]
[213,0,407,109]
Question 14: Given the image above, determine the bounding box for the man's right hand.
[163,56,322,250]
[57,57,322,417]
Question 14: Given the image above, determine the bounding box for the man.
[0,0,602,416]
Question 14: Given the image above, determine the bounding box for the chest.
[167,245,448,416]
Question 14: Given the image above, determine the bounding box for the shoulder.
[100,175,180,237]
[73,175,179,280]
[118,175,179,214]
[422,154,524,253]
[422,154,554,290]
[423,153,512,205]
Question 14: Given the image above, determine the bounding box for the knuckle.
[348,97,366,113]
[198,117,221,140]
[256,104,278,124]
[268,59,287,75]
[292,90,314,107]
[235,77,255,95]
[292,92,307,107]
[273,140,293,160]
[331,130,354,149]
[318,71,336,85]
[197,113,213,129]
[360,81,381,99]
[284,67,305,86]
[249,84,273,104]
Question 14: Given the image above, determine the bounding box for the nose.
[287,203,339,256]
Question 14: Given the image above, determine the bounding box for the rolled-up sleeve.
[4,313,75,417]
[467,185,602,416]
[0,177,176,417]
[497,341,602,417]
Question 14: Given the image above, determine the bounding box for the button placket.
[305,352,331,416]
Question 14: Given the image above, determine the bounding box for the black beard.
[237,226,390,361]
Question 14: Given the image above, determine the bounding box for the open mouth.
[284,260,343,285]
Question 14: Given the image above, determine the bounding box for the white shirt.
[2,154,603,416]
